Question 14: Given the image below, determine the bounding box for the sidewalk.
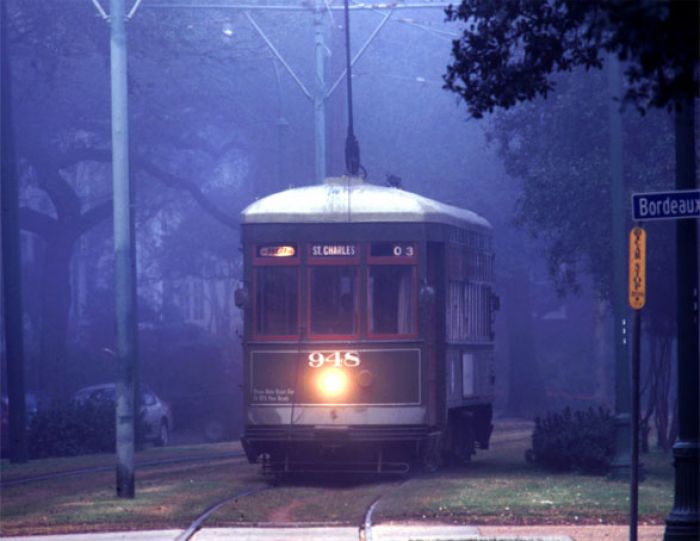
[0,523,667,541]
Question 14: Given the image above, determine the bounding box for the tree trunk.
[1,0,29,462]
[593,297,612,407]
[504,273,545,416]
[38,235,75,400]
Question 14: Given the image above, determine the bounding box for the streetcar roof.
[241,177,491,229]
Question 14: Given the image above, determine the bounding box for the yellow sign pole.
[628,227,646,310]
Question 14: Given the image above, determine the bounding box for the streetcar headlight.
[317,368,347,397]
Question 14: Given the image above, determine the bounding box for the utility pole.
[1,0,29,464]
[607,54,631,480]
[664,96,699,541]
[108,0,140,498]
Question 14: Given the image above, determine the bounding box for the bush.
[27,401,148,459]
[28,401,116,459]
[526,407,615,474]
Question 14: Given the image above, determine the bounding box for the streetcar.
[236,176,496,474]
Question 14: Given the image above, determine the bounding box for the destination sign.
[632,190,700,221]
[257,244,296,257]
[310,243,357,257]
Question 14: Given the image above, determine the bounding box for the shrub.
[28,400,116,458]
[27,401,148,459]
[526,407,615,474]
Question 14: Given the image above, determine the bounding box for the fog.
[1,0,680,452]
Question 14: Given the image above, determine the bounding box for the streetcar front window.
[255,267,298,336]
[368,266,416,336]
[310,267,357,335]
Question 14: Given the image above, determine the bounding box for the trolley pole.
[313,0,328,183]
[110,0,139,499]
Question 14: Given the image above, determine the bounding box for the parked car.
[72,384,173,446]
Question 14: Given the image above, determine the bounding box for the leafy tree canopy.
[444,0,699,117]
[489,68,675,301]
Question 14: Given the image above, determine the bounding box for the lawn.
[376,420,673,526]
[0,443,252,536]
[0,419,674,536]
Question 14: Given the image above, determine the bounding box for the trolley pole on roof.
[313,0,328,183]
[147,1,441,185]
[109,0,139,499]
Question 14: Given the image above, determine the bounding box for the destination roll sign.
[310,243,357,257]
[632,189,700,221]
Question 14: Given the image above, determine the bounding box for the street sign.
[632,189,700,221]
[628,227,646,310]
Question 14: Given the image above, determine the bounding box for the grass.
[0,420,674,535]
[213,479,398,524]
[0,443,252,536]
[0,441,236,481]
[376,422,673,526]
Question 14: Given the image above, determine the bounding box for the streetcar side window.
[255,267,298,336]
[368,266,416,336]
[310,267,357,336]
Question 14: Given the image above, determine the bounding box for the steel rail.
[0,451,244,488]
[359,495,382,541]
[358,477,409,541]
[175,486,271,541]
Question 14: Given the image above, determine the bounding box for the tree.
[5,0,263,398]
[444,0,698,116]
[488,67,677,445]
[444,1,698,538]
[488,68,675,296]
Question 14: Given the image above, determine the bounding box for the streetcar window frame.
[306,242,360,340]
[367,244,418,339]
[252,244,300,340]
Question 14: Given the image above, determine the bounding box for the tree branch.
[77,199,113,237]
[137,158,239,231]
[55,147,111,170]
[18,207,57,237]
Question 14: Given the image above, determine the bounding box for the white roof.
[241,177,491,229]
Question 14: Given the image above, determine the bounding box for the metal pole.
[607,54,631,480]
[110,0,138,499]
[1,0,29,464]
[663,96,699,541]
[313,0,327,183]
[630,306,640,541]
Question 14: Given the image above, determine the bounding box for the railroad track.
[176,474,411,541]
[0,451,245,488]
[4,450,412,540]
[175,485,272,541]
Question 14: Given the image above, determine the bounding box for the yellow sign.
[628,227,647,310]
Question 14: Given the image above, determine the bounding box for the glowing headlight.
[317,368,348,397]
